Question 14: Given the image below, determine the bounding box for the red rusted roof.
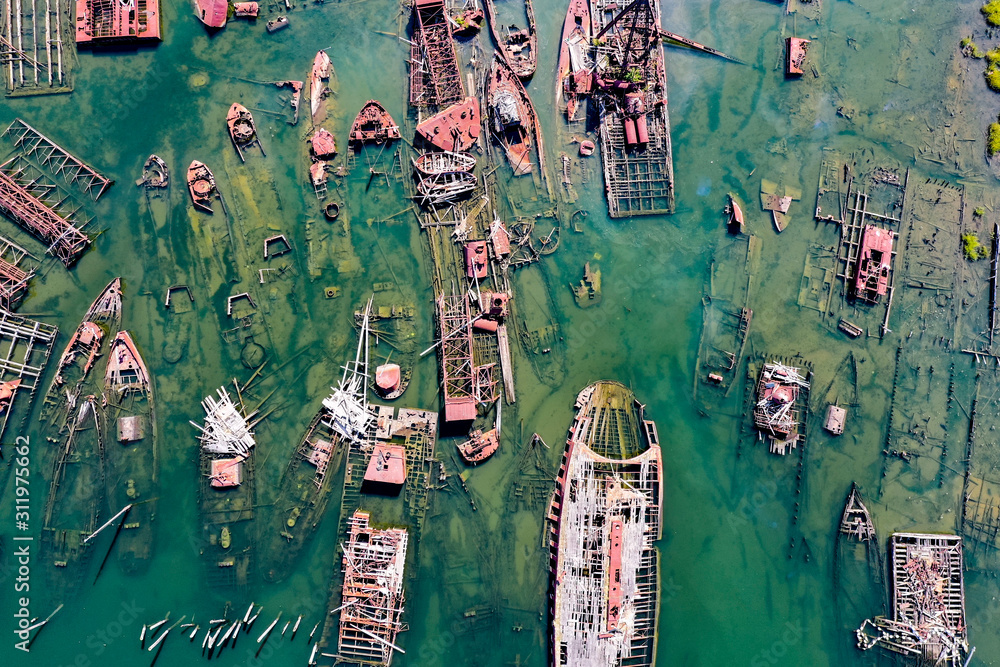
[415,97,481,152]
[854,225,894,300]
[210,458,243,488]
[310,128,337,158]
[375,363,401,392]
[445,397,477,422]
[465,241,488,279]
[75,0,162,43]
[364,443,407,485]
[196,0,227,27]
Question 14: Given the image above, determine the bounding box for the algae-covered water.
[3,0,1000,664]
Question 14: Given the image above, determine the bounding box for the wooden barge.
[40,397,105,601]
[753,361,810,455]
[193,386,260,592]
[75,0,160,44]
[483,0,537,79]
[590,0,674,217]
[547,381,663,666]
[856,533,968,666]
[102,331,157,574]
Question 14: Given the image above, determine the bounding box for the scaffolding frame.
[856,533,968,667]
[0,0,70,96]
[0,155,91,265]
[5,119,113,199]
[409,0,464,109]
[338,510,409,665]
[0,308,56,442]
[437,293,476,420]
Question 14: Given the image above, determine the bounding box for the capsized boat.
[41,397,106,604]
[416,171,477,206]
[484,0,537,79]
[548,381,662,666]
[103,331,157,573]
[196,0,227,28]
[227,103,263,161]
[726,193,745,233]
[556,0,591,121]
[350,100,401,145]
[414,151,476,176]
[136,155,169,188]
[187,160,217,213]
[487,56,539,176]
[40,278,123,428]
[308,50,332,124]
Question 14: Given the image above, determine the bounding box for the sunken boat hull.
[366,301,418,402]
[39,278,122,435]
[484,0,537,79]
[258,409,345,583]
[40,398,105,603]
[487,56,542,176]
[187,160,216,213]
[226,103,260,161]
[195,387,259,593]
[547,381,663,666]
[102,331,157,574]
[556,0,591,120]
[350,100,401,146]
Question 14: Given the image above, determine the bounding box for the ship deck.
[591,0,675,218]
[548,381,663,666]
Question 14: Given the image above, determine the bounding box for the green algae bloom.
[983,0,1000,26]
[989,121,1000,155]
[986,66,1000,92]
[963,233,991,260]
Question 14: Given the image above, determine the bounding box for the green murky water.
[2,0,1000,665]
